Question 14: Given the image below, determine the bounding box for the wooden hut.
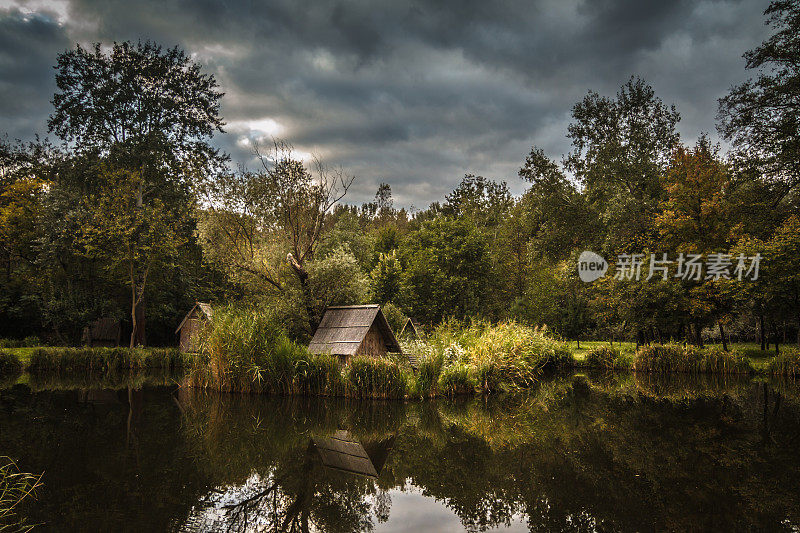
[308,305,402,365]
[399,317,422,340]
[176,302,213,353]
[81,318,121,348]
[312,430,395,478]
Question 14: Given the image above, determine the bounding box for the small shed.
[82,318,121,348]
[399,318,422,340]
[308,305,402,365]
[176,302,213,353]
[312,430,395,478]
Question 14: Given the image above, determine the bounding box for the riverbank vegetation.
[0,456,42,530]
[1,3,799,381]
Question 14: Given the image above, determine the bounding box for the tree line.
[1,1,799,349]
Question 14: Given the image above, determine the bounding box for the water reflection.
[1,373,800,531]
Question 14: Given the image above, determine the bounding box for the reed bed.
[584,346,631,371]
[633,344,753,374]
[346,356,407,399]
[0,351,23,377]
[767,349,800,377]
[26,346,185,374]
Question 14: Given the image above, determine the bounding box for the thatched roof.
[175,302,213,334]
[308,304,401,356]
[312,430,395,478]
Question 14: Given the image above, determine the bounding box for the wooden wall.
[355,323,388,358]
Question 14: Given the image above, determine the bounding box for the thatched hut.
[312,430,395,478]
[399,317,422,340]
[81,318,121,348]
[176,302,213,353]
[308,305,401,365]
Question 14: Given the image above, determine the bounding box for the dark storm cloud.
[0,0,772,205]
[0,8,69,141]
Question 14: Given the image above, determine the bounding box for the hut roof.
[308,304,401,356]
[175,302,213,334]
[312,430,395,478]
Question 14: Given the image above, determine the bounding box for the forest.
[1,0,799,354]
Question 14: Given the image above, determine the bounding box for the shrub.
[767,348,800,377]
[347,356,407,399]
[0,351,22,376]
[438,363,476,395]
[698,347,753,374]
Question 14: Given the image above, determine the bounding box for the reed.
[0,351,23,376]
[584,345,630,371]
[26,347,184,374]
[438,363,477,395]
[767,348,800,377]
[633,344,753,374]
[346,356,407,399]
[0,456,42,529]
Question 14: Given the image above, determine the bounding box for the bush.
[347,356,407,399]
[0,351,22,376]
[767,348,800,377]
[0,336,40,349]
[438,363,476,395]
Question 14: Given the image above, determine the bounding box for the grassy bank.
[187,310,574,398]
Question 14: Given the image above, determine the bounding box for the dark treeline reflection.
[2,373,800,532]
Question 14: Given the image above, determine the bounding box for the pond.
[2,371,800,532]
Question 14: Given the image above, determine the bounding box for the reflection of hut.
[82,318,122,347]
[176,302,213,353]
[312,430,395,478]
[399,318,422,340]
[308,305,402,365]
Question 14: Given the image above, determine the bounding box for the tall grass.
[0,456,42,529]
[26,347,184,374]
[0,351,23,376]
[633,344,753,374]
[767,348,800,377]
[346,356,407,399]
[584,346,631,371]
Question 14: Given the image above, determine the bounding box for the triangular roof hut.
[82,318,121,348]
[399,317,422,340]
[312,430,395,478]
[308,305,401,364]
[176,302,213,353]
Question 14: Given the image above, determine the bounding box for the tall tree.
[48,41,225,346]
[718,0,800,195]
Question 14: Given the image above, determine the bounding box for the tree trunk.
[576,338,580,349]
[761,314,767,350]
[773,323,780,355]
[130,298,146,348]
[718,321,728,351]
[695,323,704,348]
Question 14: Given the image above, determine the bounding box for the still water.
[2,371,800,532]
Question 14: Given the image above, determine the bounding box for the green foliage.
[346,356,407,399]
[0,351,22,377]
[634,344,753,374]
[584,345,628,371]
[415,353,444,397]
[26,347,184,374]
[370,250,402,304]
[438,363,477,395]
[294,353,345,396]
[380,302,408,336]
[767,348,800,377]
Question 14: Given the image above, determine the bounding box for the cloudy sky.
[0,0,772,207]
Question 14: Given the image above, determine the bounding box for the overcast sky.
[0,0,772,207]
